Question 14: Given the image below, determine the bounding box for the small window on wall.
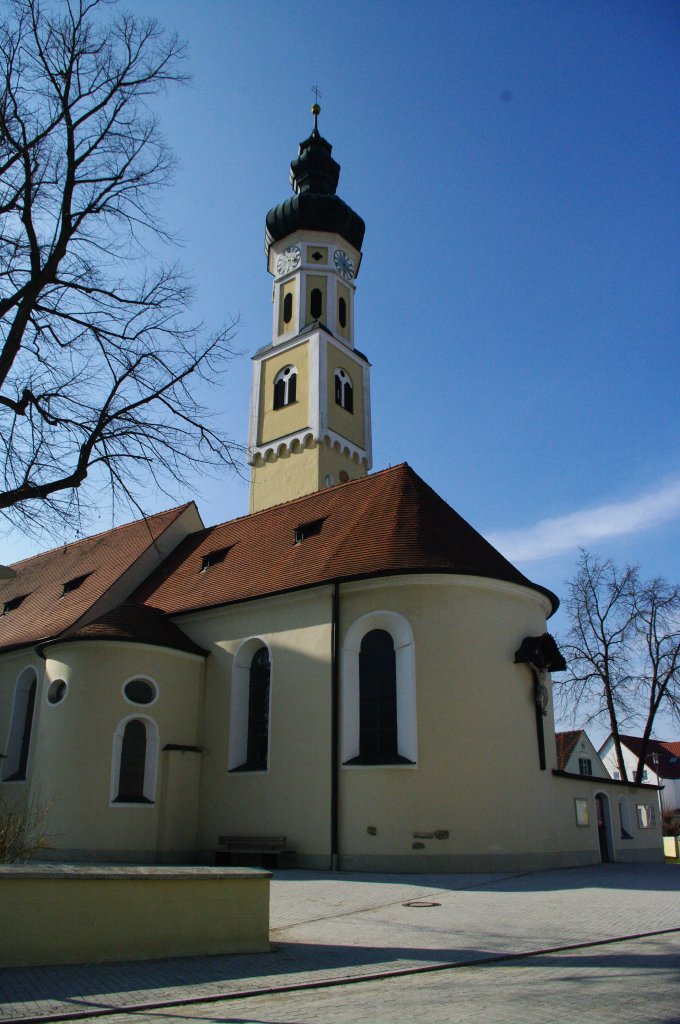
[111,716,158,804]
[46,680,67,705]
[123,678,157,705]
[636,804,655,828]
[273,365,297,410]
[2,668,37,781]
[283,292,293,325]
[334,368,353,413]
[578,757,593,776]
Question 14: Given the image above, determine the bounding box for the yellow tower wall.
[257,342,310,446]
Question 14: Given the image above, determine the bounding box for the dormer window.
[334,368,354,413]
[294,518,324,544]
[201,546,232,571]
[61,572,92,596]
[2,594,27,614]
[273,365,297,409]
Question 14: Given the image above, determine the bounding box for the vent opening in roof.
[61,573,92,596]
[201,546,233,572]
[294,518,325,544]
[2,594,28,614]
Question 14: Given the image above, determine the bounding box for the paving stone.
[0,863,678,1023]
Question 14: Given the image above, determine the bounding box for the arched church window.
[334,368,353,413]
[273,366,297,410]
[283,292,293,325]
[2,667,37,781]
[358,629,398,763]
[228,638,273,773]
[111,716,158,804]
[338,296,347,329]
[246,647,271,770]
[341,611,417,767]
[310,287,322,320]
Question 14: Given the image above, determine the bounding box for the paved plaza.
[1,863,679,1023]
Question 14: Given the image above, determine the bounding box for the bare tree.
[0,0,239,537]
[556,550,680,782]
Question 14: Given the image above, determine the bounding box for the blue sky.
[4,1,679,735]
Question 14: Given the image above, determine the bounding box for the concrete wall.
[0,864,269,967]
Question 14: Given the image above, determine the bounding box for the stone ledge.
[0,863,270,881]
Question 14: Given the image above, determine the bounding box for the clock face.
[276,245,301,276]
[333,249,355,280]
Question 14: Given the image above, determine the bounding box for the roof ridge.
[9,503,194,569]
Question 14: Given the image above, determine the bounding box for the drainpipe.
[330,580,340,870]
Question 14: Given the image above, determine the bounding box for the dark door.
[595,793,610,862]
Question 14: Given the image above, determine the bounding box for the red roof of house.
[616,735,680,780]
[555,730,582,771]
[133,464,558,616]
[0,505,194,653]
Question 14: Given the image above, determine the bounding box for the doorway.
[595,792,612,862]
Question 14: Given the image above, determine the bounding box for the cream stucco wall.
[171,572,662,872]
[175,589,335,867]
[1,569,663,870]
[13,641,205,862]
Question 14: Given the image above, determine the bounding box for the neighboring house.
[556,730,609,778]
[600,735,680,816]
[0,113,664,871]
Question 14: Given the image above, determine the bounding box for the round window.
[47,680,67,705]
[124,679,157,705]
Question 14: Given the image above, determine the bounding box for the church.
[0,110,663,871]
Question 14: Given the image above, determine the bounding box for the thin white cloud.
[488,479,680,563]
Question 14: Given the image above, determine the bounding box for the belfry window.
[334,368,353,413]
[273,365,297,409]
[2,668,37,781]
[338,296,347,329]
[310,288,322,320]
[283,292,293,325]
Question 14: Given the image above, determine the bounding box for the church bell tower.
[248,106,372,513]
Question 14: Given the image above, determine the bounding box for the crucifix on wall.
[514,634,566,770]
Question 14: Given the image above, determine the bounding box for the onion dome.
[265,106,365,257]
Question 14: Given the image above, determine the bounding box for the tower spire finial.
[311,85,321,131]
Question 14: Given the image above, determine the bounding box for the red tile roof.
[0,505,193,653]
[617,735,680,780]
[555,730,582,771]
[133,464,558,617]
[38,603,206,657]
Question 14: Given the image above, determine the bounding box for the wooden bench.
[216,835,296,869]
